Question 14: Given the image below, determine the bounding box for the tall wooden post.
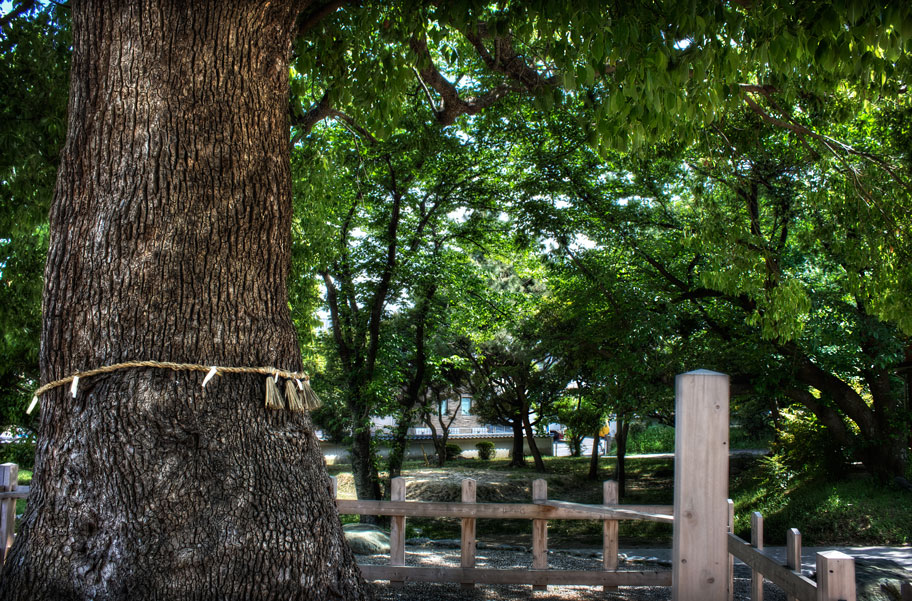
[672,370,729,601]
[786,528,802,601]
[728,499,735,601]
[390,477,406,587]
[751,511,765,601]
[0,463,17,565]
[603,480,619,593]
[461,479,477,589]
[532,479,548,591]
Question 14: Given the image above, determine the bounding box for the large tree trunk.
[0,2,368,599]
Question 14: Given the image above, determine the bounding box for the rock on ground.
[343,523,390,555]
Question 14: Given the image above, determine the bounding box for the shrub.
[475,441,495,460]
[771,409,850,479]
[627,423,675,454]
[445,443,463,461]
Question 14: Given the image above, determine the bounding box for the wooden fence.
[333,474,674,588]
[726,502,857,601]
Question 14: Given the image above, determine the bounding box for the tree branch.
[292,90,334,136]
[296,0,354,37]
[0,0,36,32]
[410,36,523,125]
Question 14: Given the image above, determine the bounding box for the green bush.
[475,441,495,460]
[445,443,463,461]
[626,424,675,454]
[770,409,849,479]
[0,441,36,469]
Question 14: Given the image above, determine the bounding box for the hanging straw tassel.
[301,376,322,410]
[265,376,285,410]
[285,379,306,412]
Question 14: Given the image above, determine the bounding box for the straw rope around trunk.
[26,360,321,414]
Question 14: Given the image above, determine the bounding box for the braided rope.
[33,360,310,398]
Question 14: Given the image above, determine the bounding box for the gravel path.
[363,546,789,601]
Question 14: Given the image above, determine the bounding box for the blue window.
[461,396,472,416]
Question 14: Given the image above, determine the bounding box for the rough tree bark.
[0,2,368,599]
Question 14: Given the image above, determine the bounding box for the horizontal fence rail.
[357,565,673,586]
[334,498,673,521]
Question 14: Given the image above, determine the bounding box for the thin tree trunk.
[387,408,414,479]
[0,2,367,599]
[509,418,526,467]
[523,414,546,472]
[351,416,382,523]
[615,418,630,498]
[587,426,601,480]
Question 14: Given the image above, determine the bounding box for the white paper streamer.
[70,376,79,398]
[201,366,218,388]
[27,396,39,415]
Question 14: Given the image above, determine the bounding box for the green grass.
[730,466,912,545]
[14,469,32,518]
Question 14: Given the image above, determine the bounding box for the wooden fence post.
[816,551,855,601]
[532,478,548,591]
[461,478,476,589]
[0,463,18,565]
[329,475,338,499]
[390,477,406,587]
[900,581,912,601]
[786,528,802,601]
[672,370,729,601]
[728,499,735,601]
[751,512,764,601]
[603,480,619,593]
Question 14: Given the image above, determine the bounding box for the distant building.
[319,392,552,464]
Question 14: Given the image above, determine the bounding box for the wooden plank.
[330,475,337,499]
[461,479,476,589]
[728,500,735,601]
[532,478,548,591]
[751,512,765,601]
[358,564,673,586]
[901,581,912,601]
[538,500,674,523]
[672,370,730,601]
[0,486,29,501]
[389,477,406,587]
[816,551,855,601]
[603,480,619,593]
[786,528,802,601]
[728,534,817,601]
[336,499,671,520]
[0,463,18,564]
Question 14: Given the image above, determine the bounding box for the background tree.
[0,3,68,435]
[2,1,911,598]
